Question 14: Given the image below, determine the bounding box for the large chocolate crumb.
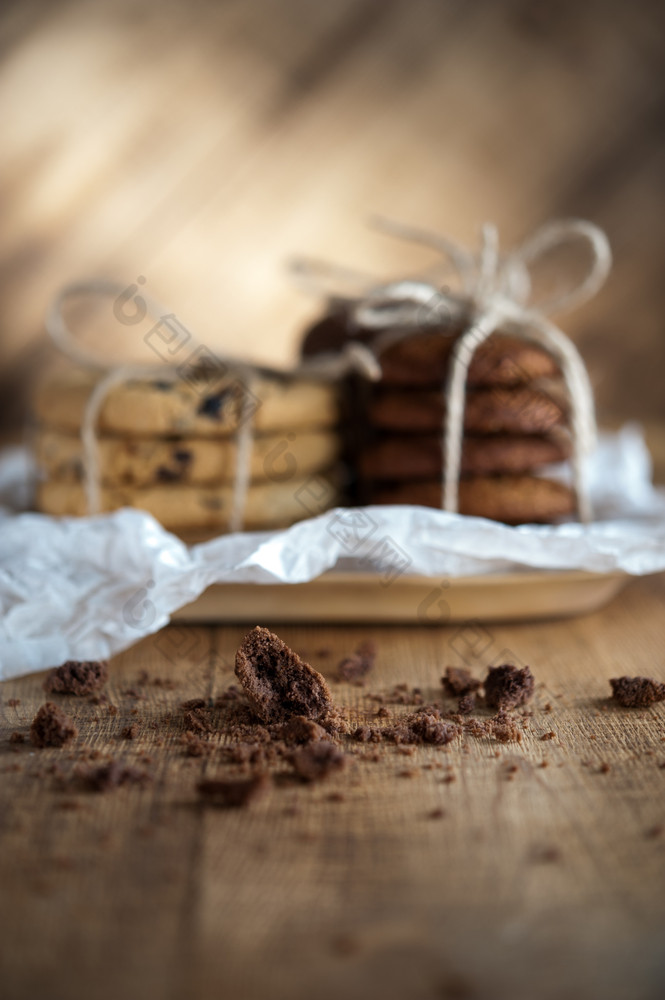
[44,660,108,696]
[235,626,333,724]
[337,640,377,683]
[484,664,535,710]
[610,676,665,708]
[288,741,347,782]
[30,702,78,748]
[197,773,270,807]
[442,667,482,697]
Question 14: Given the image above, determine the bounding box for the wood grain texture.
[0,0,664,434]
[1,575,665,1000]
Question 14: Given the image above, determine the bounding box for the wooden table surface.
[1,572,665,1000]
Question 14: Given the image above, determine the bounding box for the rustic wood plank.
[1,576,665,999]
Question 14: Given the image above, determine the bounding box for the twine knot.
[296,216,611,523]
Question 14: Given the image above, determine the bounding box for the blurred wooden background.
[1,0,664,457]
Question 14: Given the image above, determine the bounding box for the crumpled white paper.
[1,424,664,681]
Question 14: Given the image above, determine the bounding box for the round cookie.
[377,331,559,388]
[369,386,567,435]
[37,474,339,532]
[368,476,575,525]
[34,368,338,437]
[301,309,559,387]
[359,434,570,481]
[34,427,340,487]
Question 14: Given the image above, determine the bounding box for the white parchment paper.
[1,424,664,681]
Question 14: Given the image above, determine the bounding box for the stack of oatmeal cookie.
[33,367,340,534]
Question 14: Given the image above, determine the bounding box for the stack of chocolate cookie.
[301,306,575,524]
[33,367,341,535]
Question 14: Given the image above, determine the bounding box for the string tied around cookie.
[45,280,259,532]
[294,217,611,523]
[45,279,377,532]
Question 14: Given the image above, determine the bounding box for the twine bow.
[294,216,611,522]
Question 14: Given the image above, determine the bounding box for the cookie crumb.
[179,731,212,757]
[197,773,270,808]
[442,667,481,697]
[280,715,328,744]
[485,665,535,710]
[463,718,491,738]
[122,687,145,701]
[531,845,561,863]
[30,702,78,748]
[121,724,139,741]
[288,741,347,782]
[181,700,215,735]
[384,708,460,746]
[44,661,108,696]
[76,760,151,791]
[235,626,333,723]
[491,709,522,743]
[352,725,381,743]
[7,698,20,707]
[337,640,377,683]
[610,676,665,708]
[457,694,476,715]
